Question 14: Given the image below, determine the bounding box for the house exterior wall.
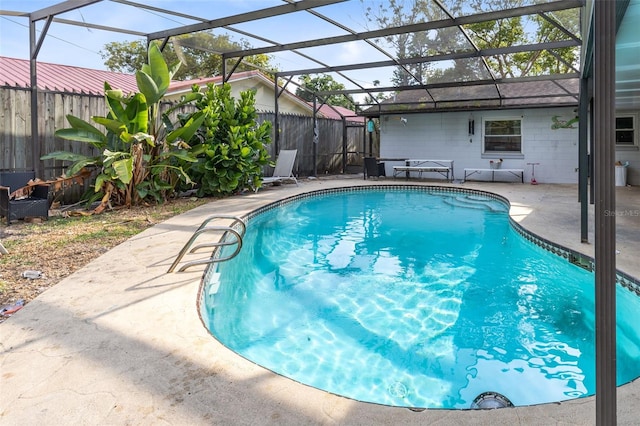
[379,106,640,185]
[615,109,640,185]
[221,79,311,115]
[164,79,312,116]
[379,107,583,184]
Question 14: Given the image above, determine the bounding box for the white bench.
[463,168,524,183]
[393,159,454,181]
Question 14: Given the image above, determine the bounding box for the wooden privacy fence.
[0,86,366,199]
[1,87,107,176]
[261,114,366,176]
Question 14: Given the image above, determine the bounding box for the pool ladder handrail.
[168,215,246,273]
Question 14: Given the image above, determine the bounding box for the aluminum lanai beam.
[147,0,348,41]
[223,0,583,58]
[433,0,502,106]
[30,0,103,21]
[110,0,206,23]
[593,0,617,424]
[152,0,373,101]
[29,0,105,178]
[538,11,582,43]
[317,73,580,96]
[51,17,146,36]
[276,39,579,76]
[281,0,422,101]
[0,10,28,16]
[358,93,579,108]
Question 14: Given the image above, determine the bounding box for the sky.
[0,0,396,97]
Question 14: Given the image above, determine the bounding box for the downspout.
[578,76,589,243]
[342,117,347,174]
[312,96,317,177]
[274,76,279,154]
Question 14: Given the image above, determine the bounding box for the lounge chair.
[261,149,298,189]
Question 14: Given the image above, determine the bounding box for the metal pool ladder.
[167,215,246,273]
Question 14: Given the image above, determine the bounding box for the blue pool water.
[201,187,640,409]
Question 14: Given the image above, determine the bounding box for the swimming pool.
[200,186,640,409]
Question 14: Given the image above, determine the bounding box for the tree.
[182,83,272,196]
[295,74,355,108]
[101,32,276,80]
[362,0,464,86]
[363,79,390,104]
[465,2,579,78]
[361,0,580,84]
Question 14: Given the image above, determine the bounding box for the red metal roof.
[0,56,138,95]
[314,104,364,122]
[168,70,267,93]
[0,58,363,120]
[168,72,241,93]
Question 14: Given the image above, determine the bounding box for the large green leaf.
[129,132,155,146]
[159,150,198,163]
[67,157,100,177]
[102,149,129,164]
[136,70,161,105]
[55,128,106,145]
[188,144,206,156]
[112,158,134,185]
[65,115,103,135]
[161,91,202,118]
[124,93,148,133]
[136,43,171,100]
[41,151,90,162]
[147,44,170,96]
[179,91,201,103]
[166,112,206,143]
[104,81,128,123]
[94,173,109,193]
[92,117,128,135]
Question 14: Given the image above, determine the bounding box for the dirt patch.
[0,197,209,321]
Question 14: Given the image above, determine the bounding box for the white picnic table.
[392,159,454,181]
[463,168,525,183]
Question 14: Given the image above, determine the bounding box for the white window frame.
[615,114,637,149]
[482,117,523,155]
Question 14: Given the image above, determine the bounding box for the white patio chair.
[260,149,298,189]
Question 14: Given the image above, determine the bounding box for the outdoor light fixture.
[383,116,408,126]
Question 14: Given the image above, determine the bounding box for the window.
[484,119,522,153]
[616,116,635,146]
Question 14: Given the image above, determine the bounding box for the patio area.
[1,177,639,425]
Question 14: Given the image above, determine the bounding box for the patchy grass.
[0,197,209,318]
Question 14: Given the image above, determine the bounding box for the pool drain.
[388,381,409,398]
[470,391,514,409]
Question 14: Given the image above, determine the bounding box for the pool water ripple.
[201,187,640,409]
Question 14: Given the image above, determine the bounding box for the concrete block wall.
[380,107,640,185]
[615,109,640,186]
[379,107,580,184]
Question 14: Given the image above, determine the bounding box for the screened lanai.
[1,1,638,424]
[3,0,587,159]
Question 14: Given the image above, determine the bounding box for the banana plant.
[45,43,205,208]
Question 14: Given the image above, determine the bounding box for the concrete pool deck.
[1,177,639,425]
